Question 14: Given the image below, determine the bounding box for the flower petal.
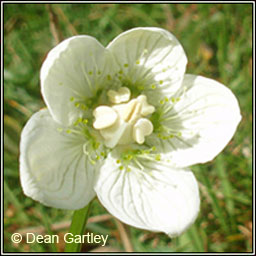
[19,109,96,209]
[149,74,242,167]
[41,36,117,126]
[95,153,200,237]
[107,27,187,101]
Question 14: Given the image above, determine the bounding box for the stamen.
[93,106,118,129]
[81,63,94,93]
[107,87,131,104]
[93,93,155,148]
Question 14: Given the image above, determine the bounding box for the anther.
[107,87,131,104]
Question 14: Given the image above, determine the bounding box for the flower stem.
[65,201,93,252]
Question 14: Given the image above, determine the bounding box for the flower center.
[92,87,155,148]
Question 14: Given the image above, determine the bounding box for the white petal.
[150,74,242,167]
[41,35,117,126]
[19,109,96,209]
[107,27,187,100]
[95,154,200,237]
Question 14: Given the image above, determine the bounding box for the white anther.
[93,93,155,147]
[137,95,155,116]
[113,99,137,122]
[93,106,117,129]
[107,87,131,104]
[133,118,153,144]
[100,119,129,148]
[113,99,143,124]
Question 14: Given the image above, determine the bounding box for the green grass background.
[4,3,252,253]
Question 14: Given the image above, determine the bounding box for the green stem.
[65,201,92,252]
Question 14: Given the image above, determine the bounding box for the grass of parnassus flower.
[4,3,252,253]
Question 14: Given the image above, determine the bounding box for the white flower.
[19,27,241,237]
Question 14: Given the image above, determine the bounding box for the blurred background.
[3,3,252,253]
